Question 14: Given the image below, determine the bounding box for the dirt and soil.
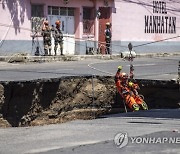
[0,76,179,127]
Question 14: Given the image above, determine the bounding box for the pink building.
[0,0,179,55]
[112,0,180,53]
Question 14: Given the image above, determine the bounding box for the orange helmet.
[55,20,61,25]
[44,20,49,25]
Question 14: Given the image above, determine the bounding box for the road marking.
[88,61,156,75]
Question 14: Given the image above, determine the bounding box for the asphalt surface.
[0,56,179,81]
[0,109,180,154]
[0,56,180,154]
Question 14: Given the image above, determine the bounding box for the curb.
[0,52,179,63]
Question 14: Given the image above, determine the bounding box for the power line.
[134,35,180,48]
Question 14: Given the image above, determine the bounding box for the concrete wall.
[0,0,37,55]
[0,0,31,41]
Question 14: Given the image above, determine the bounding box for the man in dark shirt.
[104,22,112,54]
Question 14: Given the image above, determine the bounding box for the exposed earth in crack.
[0,76,179,127]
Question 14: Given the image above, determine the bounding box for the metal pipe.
[92,75,95,106]
[91,75,96,118]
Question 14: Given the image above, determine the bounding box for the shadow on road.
[104,109,180,119]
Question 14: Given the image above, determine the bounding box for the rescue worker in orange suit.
[128,81,148,110]
[104,22,112,54]
[116,72,140,111]
[115,65,123,84]
[53,20,63,56]
[115,67,148,111]
[41,20,52,56]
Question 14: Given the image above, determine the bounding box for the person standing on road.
[41,20,52,56]
[104,22,112,54]
[53,20,64,56]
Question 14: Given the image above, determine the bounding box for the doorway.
[98,7,111,54]
[48,7,75,55]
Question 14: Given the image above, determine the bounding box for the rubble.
[7,53,28,63]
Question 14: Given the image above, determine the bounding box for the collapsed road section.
[0,76,179,127]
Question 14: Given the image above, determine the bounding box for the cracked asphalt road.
[0,56,179,153]
[0,109,180,154]
[0,56,179,81]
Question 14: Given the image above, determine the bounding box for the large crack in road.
[0,76,179,127]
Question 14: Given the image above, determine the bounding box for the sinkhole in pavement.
[0,76,179,127]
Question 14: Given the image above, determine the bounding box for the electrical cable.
[133,35,180,48]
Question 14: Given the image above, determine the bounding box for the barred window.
[83,7,95,34]
[60,7,67,16]
[31,4,44,17]
[68,8,74,16]
[31,4,44,32]
[31,17,45,32]
[83,7,93,20]
[52,6,59,15]
[48,6,74,16]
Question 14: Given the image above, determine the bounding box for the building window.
[83,7,93,20]
[48,6,51,15]
[31,4,45,32]
[31,4,44,17]
[52,6,59,15]
[83,7,95,34]
[60,7,67,16]
[48,6,74,16]
[68,8,74,16]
